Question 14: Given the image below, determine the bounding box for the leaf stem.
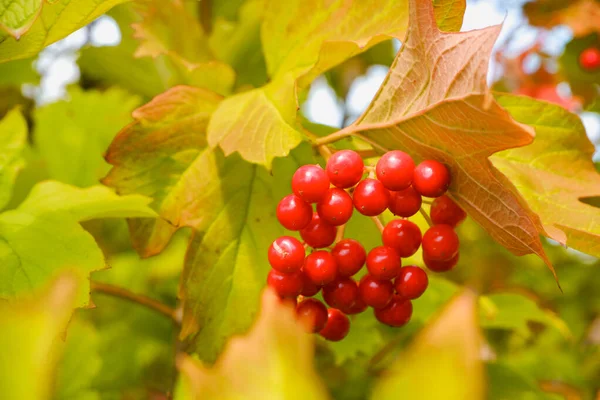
[419,207,433,227]
[91,281,180,324]
[371,216,385,233]
[313,128,354,146]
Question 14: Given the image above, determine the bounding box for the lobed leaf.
[0,0,42,37]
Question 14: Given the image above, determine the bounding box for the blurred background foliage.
[0,0,599,399]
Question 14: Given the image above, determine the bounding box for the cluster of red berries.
[267,149,466,341]
[579,47,600,71]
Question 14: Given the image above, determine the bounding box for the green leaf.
[371,290,485,399]
[487,363,558,400]
[174,289,329,400]
[0,108,27,210]
[433,0,466,32]
[0,181,156,307]
[0,0,130,63]
[0,0,42,37]
[492,94,600,258]
[33,87,141,188]
[0,56,38,85]
[0,273,80,400]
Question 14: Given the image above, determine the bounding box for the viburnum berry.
[316,188,353,226]
[388,186,422,217]
[303,250,338,285]
[430,195,466,227]
[326,150,364,188]
[300,269,321,296]
[359,275,394,309]
[292,165,330,203]
[422,224,459,262]
[267,236,305,273]
[424,253,459,272]
[296,298,328,333]
[331,239,366,277]
[353,178,390,216]
[320,308,350,341]
[300,212,336,248]
[323,278,359,312]
[267,269,303,298]
[345,297,368,315]
[374,295,413,327]
[382,219,422,258]
[413,160,450,198]
[579,47,600,71]
[376,150,414,191]
[366,246,401,280]
[395,266,428,299]
[276,194,313,230]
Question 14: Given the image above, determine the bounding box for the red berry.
[320,309,350,341]
[303,250,338,285]
[300,269,321,296]
[300,212,337,248]
[331,239,366,277]
[267,269,303,298]
[353,178,390,216]
[292,165,330,203]
[268,236,305,273]
[323,278,359,312]
[296,298,328,332]
[316,188,353,226]
[395,266,428,299]
[382,219,422,258]
[326,150,364,188]
[276,194,313,230]
[579,47,600,71]
[345,297,368,314]
[422,224,459,262]
[366,246,401,280]
[374,295,413,327]
[375,150,414,191]
[388,186,422,217]
[430,195,466,227]
[424,252,459,272]
[413,160,450,198]
[359,275,394,309]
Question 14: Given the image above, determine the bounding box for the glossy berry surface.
[374,295,413,327]
[345,297,368,315]
[326,150,364,188]
[395,266,428,299]
[267,236,305,273]
[580,47,600,71]
[323,278,359,312]
[413,160,450,198]
[319,309,350,341]
[276,194,313,231]
[300,212,337,248]
[296,298,328,333]
[366,246,401,280]
[359,275,394,309]
[292,165,330,203]
[388,186,422,217]
[267,269,303,298]
[353,178,390,216]
[303,250,338,285]
[316,188,353,226]
[382,219,422,258]
[422,224,459,262]
[331,239,366,277]
[376,150,414,191]
[430,195,466,227]
[424,252,459,272]
[300,270,321,296]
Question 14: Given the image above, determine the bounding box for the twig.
[313,128,354,146]
[91,281,180,324]
[419,207,433,227]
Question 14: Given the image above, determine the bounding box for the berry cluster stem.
[419,207,433,227]
[371,216,385,233]
[334,223,347,243]
[313,129,353,146]
[91,281,180,324]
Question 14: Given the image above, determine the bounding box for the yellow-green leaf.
[0,0,42,37]
[0,108,27,210]
[371,290,485,399]
[174,289,329,400]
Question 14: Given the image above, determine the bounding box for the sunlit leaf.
[0,0,43,37]
[0,0,130,63]
[174,289,329,400]
[493,94,600,258]
[0,108,27,210]
[371,290,485,399]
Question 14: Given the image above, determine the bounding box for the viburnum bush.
[1,0,600,399]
